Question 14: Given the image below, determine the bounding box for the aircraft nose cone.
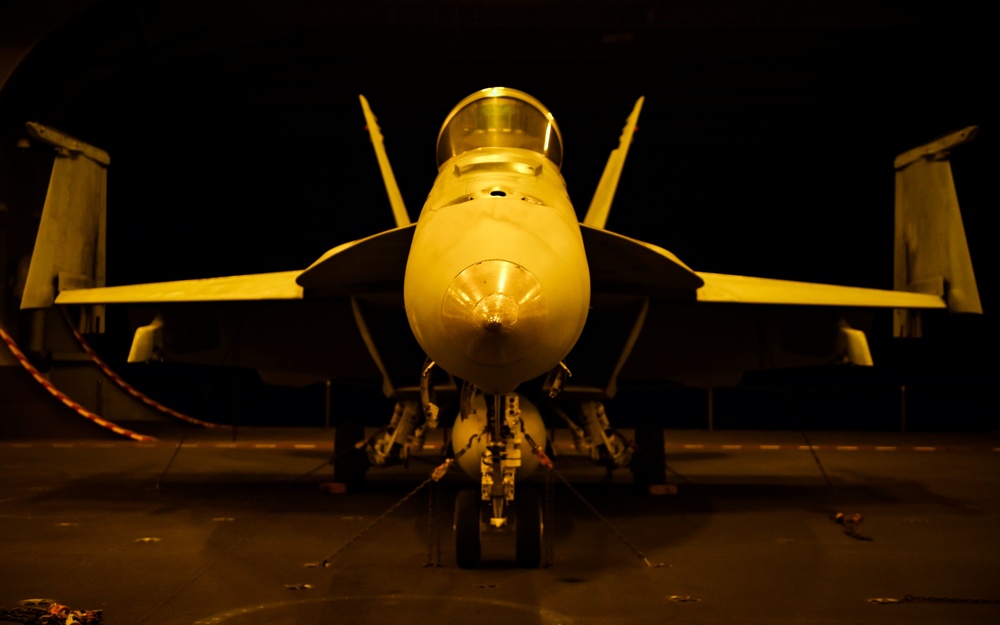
[474,293,519,333]
[442,260,548,366]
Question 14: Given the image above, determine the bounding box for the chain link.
[320,472,438,567]
[544,464,663,568]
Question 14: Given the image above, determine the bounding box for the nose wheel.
[515,488,543,568]
[454,489,482,569]
[453,487,546,569]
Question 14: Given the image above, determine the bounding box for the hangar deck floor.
[2,426,999,625]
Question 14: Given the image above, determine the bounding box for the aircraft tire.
[630,419,666,489]
[515,488,544,568]
[454,489,482,568]
[332,419,368,492]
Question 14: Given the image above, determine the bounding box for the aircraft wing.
[52,224,415,306]
[580,225,944,308]
[296,224,413,293]
[580,224,703,295]
[565,112,978,396]
[695,271,946,309]
[54,271,304,305]
[45,225,420,393]
[570,233,948,396]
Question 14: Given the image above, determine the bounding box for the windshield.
[436,88,563,169]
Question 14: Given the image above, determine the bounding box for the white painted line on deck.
[3,439,995,453]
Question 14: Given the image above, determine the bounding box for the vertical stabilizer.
[583,97,644,230]
[20,122,108,332]
[359,95,410,228]
[893,125,980,337]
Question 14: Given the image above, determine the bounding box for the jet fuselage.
[403,89,590,394]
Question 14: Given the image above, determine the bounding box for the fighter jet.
[20,87,980,568]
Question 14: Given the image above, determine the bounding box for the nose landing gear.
[452,392,548,568]
[453,486,545,569]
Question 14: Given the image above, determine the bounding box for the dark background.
[0,0,994,430]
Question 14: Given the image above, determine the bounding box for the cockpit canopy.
[436,87,563,169]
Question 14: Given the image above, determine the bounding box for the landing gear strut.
[451,391,548,568]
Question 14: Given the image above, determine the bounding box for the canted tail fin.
[893,126,981,337]
[359,94,410,228]
[583,97,644,230]
[20,122,108,332]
